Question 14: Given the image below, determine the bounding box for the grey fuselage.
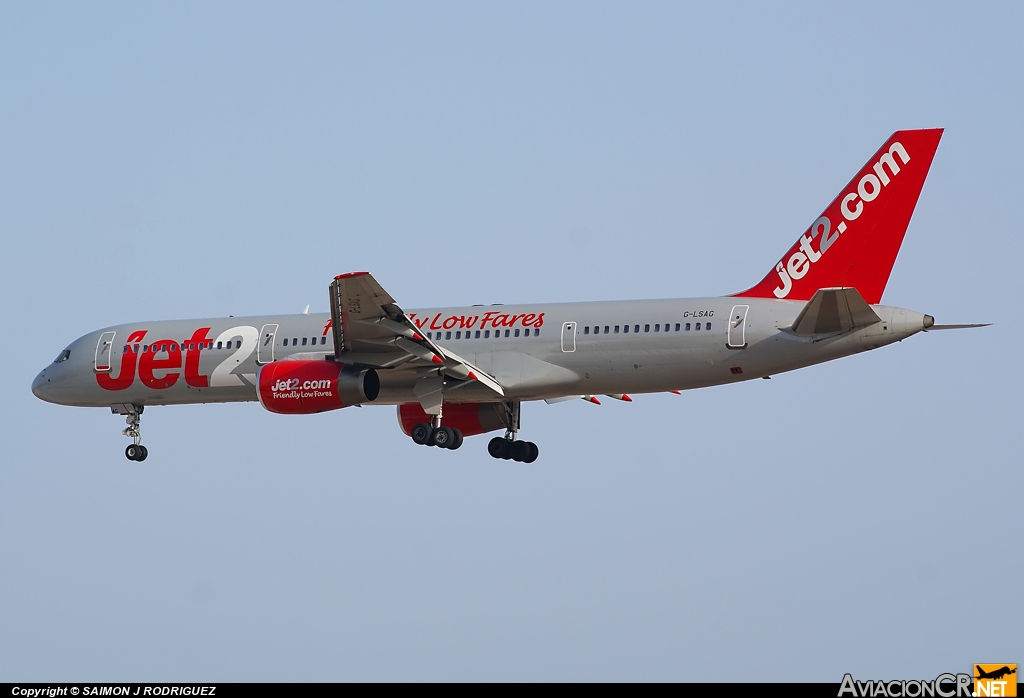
[31,297,930,409]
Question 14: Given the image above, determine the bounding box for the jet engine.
[397,402,506,437]
[257,360,379,414]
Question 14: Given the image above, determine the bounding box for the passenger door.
[561,321,577,352]
[257,324,278,364]
[727,305,749,349]
[94,331,116,372]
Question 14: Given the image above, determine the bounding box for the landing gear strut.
[409,378,464,450]
[487,401,539,463]
[113,404,148,461]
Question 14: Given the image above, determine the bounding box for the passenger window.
[484,330,490,338]
[602,326,607,334]
[644,324,650,333]
[634,325,640,333]
[122,346,129,354]
[217,341,223,349]
[300,337,306,346]
[706,322,711,331]
[685,323,691,331]
[456,331,461,339]
[475,330,481,338]
[142,345,148,352]
[675,323,680,331]
[623,324,629,333]
[584,326,590,335]
[514,329,520,337]
[654,324,660,332]
[320,336,326,345]
[695,323,701,331]
[445,331,451,340]
[283,338,288,346]
[614,325,619,333]
[505,329,511,337]
[133,345,139,353]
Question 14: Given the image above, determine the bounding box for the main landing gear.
[408,400,540,462]
[487,401,539,463]
[487,437,539,463]
[410,421,465,450]
[113,404,148,461]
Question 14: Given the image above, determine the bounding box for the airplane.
[31,128,987,463]
[975,666,1017,681]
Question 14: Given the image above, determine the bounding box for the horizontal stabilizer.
[925,323,991,331]
[789,287,880,337]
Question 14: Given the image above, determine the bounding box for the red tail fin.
[734,128,943,304]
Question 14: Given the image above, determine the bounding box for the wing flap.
[327,272,505,396]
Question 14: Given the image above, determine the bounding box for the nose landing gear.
[113,404,148,461]
[125,443,148,462]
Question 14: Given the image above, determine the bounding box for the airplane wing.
[787,287,881,337]
[328,272,504,397]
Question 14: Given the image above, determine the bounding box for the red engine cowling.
[257,360,379,415]
[397,402,506,437]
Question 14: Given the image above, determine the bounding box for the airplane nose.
[32,371,50,401]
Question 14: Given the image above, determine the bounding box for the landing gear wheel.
[137,445,149,462]
[411,423,432,445]
[488,436,510,459]
[511,440,531,462]
[447,429,464,450]
[431,425,455,448]
[524,442,539,464]
[125,444,141,461]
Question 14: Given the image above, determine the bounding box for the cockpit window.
[53,349,71,364]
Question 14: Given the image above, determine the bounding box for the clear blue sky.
[1,1,1020,681]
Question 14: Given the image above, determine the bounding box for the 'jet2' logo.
[773,142,911,299]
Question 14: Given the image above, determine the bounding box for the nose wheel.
[113,404,149,461]
[125,444,149,461]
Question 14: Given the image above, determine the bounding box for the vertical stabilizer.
[734,129,943,304]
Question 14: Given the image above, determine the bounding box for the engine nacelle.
[397,402,506,437]
[257,360,379,415]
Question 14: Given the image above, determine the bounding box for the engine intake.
[257,360,379,415]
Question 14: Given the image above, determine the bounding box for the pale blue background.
[1,2,1021,682]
